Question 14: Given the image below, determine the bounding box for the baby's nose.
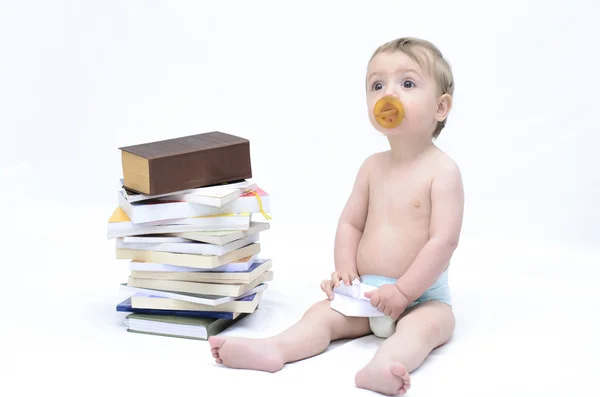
[382,85,398,98]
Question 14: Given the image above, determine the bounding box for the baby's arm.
[333,156,373,280]
[395,158,464,303]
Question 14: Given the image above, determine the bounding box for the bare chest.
[367,170,433,225]
[356,167,434,278]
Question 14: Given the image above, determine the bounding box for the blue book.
[116,293,257,320]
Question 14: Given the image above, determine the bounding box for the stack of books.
[108,131,273,341]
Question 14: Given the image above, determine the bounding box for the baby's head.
[366,37,454,139]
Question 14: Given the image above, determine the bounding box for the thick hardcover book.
[125,312,247,340]
[120,131,253,195]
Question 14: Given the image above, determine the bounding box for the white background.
[1,1,599,396]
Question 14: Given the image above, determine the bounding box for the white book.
[108,220,240,240]
[118,188,270,225]
[122,180,255,206]
[131,259,272,284]
[128,255,257,273]
[115,234,258,256]
[107,207,251,239]
[123,236,191,244]
[147,214,250,228]
[156,183,258,207]
[119,282,268,306]
[329,279,384,317]
[131,291,263,314]
[169,222,270,245]
[116,243,260,270]
[126,271,273,298]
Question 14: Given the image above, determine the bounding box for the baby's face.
[366,51,444,137]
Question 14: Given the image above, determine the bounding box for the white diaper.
[330,271,452,339]
[368,316,397,338]
[329,278,396,338]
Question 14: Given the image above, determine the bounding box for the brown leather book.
[119,131,252,195]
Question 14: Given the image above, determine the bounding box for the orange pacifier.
[374,96,405,128]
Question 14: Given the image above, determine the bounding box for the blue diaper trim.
[360,274,398,288]
[360,269,452,307]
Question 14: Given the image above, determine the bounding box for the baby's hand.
[364,284,408,320]
[331,271,359,288]
[320,271,358,300]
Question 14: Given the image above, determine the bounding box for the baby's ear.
[435,93,452,122]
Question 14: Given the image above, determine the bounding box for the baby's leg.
[355,300,455,395]
[209,299,371,372]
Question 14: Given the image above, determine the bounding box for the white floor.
[2,209,599,397]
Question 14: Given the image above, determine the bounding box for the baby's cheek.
[366,103,376,116]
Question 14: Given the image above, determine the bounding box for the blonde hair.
[368,37,454,139]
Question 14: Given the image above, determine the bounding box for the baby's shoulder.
[428,147,459,170]
[349,152,388,188]
[356,151,389,180]
[428,148,462,183]
[362,150,389,168]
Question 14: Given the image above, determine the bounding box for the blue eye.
[372,82,384,91]
[402,80,415,89]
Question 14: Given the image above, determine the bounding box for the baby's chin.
[367,114,408,135]
[370,122,406,137]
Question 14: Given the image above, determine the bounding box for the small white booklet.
[330,278,384,317]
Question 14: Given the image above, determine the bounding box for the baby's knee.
[369,316,397,339]
[314,299,333,311]
[303,299,334,318]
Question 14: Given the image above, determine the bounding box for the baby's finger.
[321,280,333,299]
[341,273,351,286]
[331,272,341,287]
[350,273,358,282]
[325,282,334,300]
[370,293,381,307]
[321,280,331,295]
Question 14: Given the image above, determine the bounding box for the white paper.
[329,278,384,317]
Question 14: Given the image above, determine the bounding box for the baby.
[209,37,464,396]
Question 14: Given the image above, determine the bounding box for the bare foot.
[208,336,285,373]
[355,360,411,395]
